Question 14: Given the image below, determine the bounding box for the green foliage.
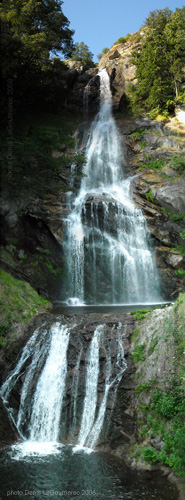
[133,344,146,363]
[170,156,185,173]
[175,269,185,276]
[129,7,185,113]
[0,1,75,116]
[133,128,145,139]
[142,156,164,170]
[130,309,151,320]
[145,8,172,29]
[152,386,185,419]
[115,35,131,44]
[97,47,109,60]
[126,83,145,116]
[139,384,185,474]
[147,337,158,355]
[176,91,185,105]
[0,269,51,348]
[169,212,185,222]
[145,190,154,202]
[172,246,185,255]
[132,295,185,476]
[31,246,62,277]
[0,0,74,65]
[180,230,185,239]
[71,42,95,68]
[143,446,159,464]
[136,380,156,394]
[115,32,142,45]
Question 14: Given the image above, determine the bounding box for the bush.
[143,446,159,464]
[115,36,129,44]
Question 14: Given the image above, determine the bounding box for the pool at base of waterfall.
[0,445,178,500]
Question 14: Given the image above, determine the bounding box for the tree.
[131,8,185,112]
[71,42,95,68]
[145,7,172,30]
[0,0,74,76]
[97,47,109,61]
[0,0,74,113]
[164,7,185,97]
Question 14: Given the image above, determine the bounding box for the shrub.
[146,190,154,202]
[143,446,159,464]
[115,34,131,44]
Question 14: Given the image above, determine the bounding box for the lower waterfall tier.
[1,320,127,450]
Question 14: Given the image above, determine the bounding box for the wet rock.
[0,398,18,447]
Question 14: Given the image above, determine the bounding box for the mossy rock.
[0,269,51,348]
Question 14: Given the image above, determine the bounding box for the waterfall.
[29,323,70,442]
[0,321,127,453]
[64,69,162,305]
[84,323,126,450]
[77,326,101,447]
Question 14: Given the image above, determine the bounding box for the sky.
[63,0,185,62]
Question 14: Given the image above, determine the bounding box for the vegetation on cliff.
[130,297,185,477]
[128,7,185,115]
[0,269,51,349]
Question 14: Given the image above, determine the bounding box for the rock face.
[59,63,100,114]
[0,192,66,300]
[99,32,144,110]
[66,69,100,114]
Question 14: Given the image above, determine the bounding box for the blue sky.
[63,0,185,62]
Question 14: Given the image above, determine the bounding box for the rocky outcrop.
[60,62,100,114]
[98,31,145,110]
[67,69,100,114]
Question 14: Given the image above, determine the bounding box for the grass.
[0,269,51,348]
[130,309,152,320]
[133,343,146,363]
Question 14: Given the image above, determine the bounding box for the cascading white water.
[77,325,102,447]
[77,323,127,450]
[1,322,70,451]
[64,69,162,305]
[1,321,127,454]
[29,323,70,442]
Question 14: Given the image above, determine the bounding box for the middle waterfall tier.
[63,69,162,305]
[1,321,127,450]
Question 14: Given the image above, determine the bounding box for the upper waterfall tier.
[63,69,162,305]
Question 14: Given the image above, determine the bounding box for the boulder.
[109,49,120,60]
[155,184,185,214]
